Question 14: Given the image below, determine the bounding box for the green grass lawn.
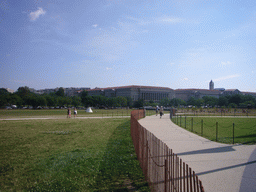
[172,116,256,144]
[177,108,256,117]
[0,109,133,119]
[0,118,150,191]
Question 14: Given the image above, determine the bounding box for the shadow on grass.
[93,120,150,192]
[26,120,149,192]
[236,134,256,139]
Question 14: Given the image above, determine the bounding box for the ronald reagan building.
[87,85,175,102]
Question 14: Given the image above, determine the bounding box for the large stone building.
[175,89,221,101]
[175,80,256,101]
[87,85,175,102]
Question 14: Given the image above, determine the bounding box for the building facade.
[87,85,175,102]
[175,89,221,101]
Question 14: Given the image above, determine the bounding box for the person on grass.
[74,108,77,118]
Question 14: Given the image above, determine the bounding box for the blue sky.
[1,0,255,92]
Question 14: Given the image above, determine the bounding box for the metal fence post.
[185,116,187,129]
[233,123,235,144]
[180,115,182,126]
[216,122,218,142]
[191,117,193,132]
[201,119,203,136]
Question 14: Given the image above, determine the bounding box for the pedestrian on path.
[160,106,163,118]
[156,106,159,116]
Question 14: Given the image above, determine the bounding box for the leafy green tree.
[195,98,204,107]
[45,95,55,107]
[229,94,242,106]
[27,95,39,109]
[187,97,197,106]
[159,98,170,107]
[218,96,229,107]
[126,97,133,108]
[202,96,218,107]
[133,99,144,108]
[55,87,65,97]
[64,97,72,107]
[116,96,127,107]
[0,88,8,95]
[0,95,8,107]
[38,96,47,107]
[10,94,23,108]
[170,98,186,107]
[72,96,81,107]
[57,96,66,107]
[17,86,31,99]
[80,91,88,106]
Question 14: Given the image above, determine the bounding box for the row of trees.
[0,87,133,109]
[158,95,256,108]
[1,86,255,109]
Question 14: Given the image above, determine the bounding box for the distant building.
[222,89,241,96]
[175,89,221,101]
[214,88,225,91]
[64,87,90,96]
[241,91,256,98]
[28,87,90,96]
[88,85,175,102]
[209,80,214,90]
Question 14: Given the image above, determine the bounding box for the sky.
[0,0,256,92]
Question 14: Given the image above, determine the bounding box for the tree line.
[158,95,256,108]
[1,86,255,109]
[0,87,133,109]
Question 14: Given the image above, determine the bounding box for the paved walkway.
[139,114,256,192]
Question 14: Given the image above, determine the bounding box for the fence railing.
[131,110,204,192]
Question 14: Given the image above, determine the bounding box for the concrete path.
[139,114,256,192]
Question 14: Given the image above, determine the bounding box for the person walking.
[160,106,164,119]
[156,106,159,116]
[67,108,70,118]
[74,108,77,118]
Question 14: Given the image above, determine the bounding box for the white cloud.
[127,16,184,26]
[158,17,183,24]
[221,61,232,66]
[29,7,46,21]
[183,78,188,81]
[92,24,98,28]
[214,74,240,82]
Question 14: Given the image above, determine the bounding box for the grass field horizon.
[0,109,134,119]
[0,117,150,191]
